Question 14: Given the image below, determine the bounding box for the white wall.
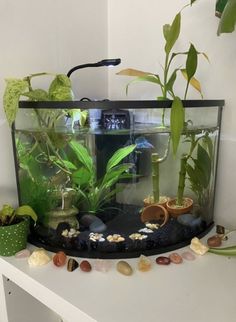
[0,0,108,206]
[108,0,236,228]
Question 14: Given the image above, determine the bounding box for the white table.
[1,232,236,322]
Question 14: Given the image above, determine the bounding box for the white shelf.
[1,231,236,322]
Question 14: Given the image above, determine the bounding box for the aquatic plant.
[68,141,136,213]
[176,131,213,207]
[117,2,208,155]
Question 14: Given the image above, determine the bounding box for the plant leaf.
[170,97,185,156]
[163,24,171,41]
[106,145,136,172]
[117,68,154,77]
[72,167,92,186]
[49,156,77,170]
[203,135,213,159]
[69,141,94,175]
[101,163,133,189]
[196,144,211,187]
[49,74,73,101]
[166,69,179,93]
[217,0,236,35]
[15,205,37,222]
[126,75,161,95]
[186,43,198,81]
[165,12,181,54]
[181,69,203,97]
[22,89,49,101]
[3,79,28,126]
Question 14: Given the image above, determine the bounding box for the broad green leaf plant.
[217,0,236,35]
[0,204,37,227]
[117,4,208,155]
[68,141,136,214]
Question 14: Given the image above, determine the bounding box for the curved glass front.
[12,100,223,258]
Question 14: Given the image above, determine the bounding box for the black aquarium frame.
[12,99,224,258]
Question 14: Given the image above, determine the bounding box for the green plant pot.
[0,219,29,256]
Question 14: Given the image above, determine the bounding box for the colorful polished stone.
[53,251,67,267]
[94,259,112,273]
[116,261,133,276]
[80,260,92,272]
[155,256,171,265]
[28,249,51,267]
[181,251,196,261]
[190,237,209,255]
[138,255,152,272]
[207,235,222,247]
[169,252,183,264]
[67,258,79,272]
[15,249,31,259]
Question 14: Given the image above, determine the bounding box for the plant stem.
[177,154,188,205]
[151,153,160,203]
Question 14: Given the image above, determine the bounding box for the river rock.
[116,261,133,276]
[53,251,67,267]
[80,260,92,272]
[207,235,222,247]
[28,249,51,267]
[89,219,107,233]
[181,251,196,261]
[138,255,152,272]
[177,214,202,228]
[94,259,112,272]
[155,256,171,265]
[169,252,183,264]
[67,258,79,272]
[15,249,31,259]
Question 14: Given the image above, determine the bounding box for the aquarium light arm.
[67,58,121,78]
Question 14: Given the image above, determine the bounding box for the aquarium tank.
[11,99,224,258]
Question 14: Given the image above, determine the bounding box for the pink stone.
[15,249,31,259]
[53,251,67,267]
[181,251,196,261]
[169,252,183,264]
[94,259,112,272]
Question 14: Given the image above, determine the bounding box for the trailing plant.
[117,3,208,155]
[68,141,136,213]
[0,204,37,227]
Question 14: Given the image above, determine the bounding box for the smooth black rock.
[67,258,79,272]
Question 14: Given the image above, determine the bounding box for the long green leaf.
[218,0,236,35]
[186,43,198,81]
[209,245,236,256]
[126,75,161,95]
[101,163,133,189]
[166,69,179,93]
[106,145,136,172]
[72,167,92,186]
[69,141,94,175]
[163,24,171,41]
[15,205,37,222]
[49,156,77,170]
[3,79,28,126]
[165,12,181,54]
[170,97,185,155]
[196,144,211,187]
